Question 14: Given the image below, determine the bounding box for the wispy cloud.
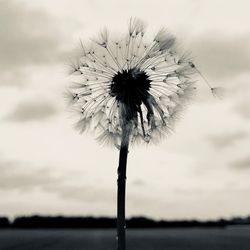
[190,33,250,80]
[5,100,58,122]
[131,179,146,187]
[0,157,113,203]
[44,184,115,203]
[0,1,67,88]
[230,157,250,170]
[208,132,248,148]
[233,100,250,120]
[0,159,60,191]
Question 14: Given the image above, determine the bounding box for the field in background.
[0,227,250,250]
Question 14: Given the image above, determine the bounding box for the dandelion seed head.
[66,18,200,146]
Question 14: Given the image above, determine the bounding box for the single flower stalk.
[65,18,215,250]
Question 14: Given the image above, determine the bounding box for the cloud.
[0,70,28,88]
[0,1,66,76]
[131,179,146,187]
[189,33,250,80]
[5,100,58,122]
[44,184,114,203]
[0,158,109,204]
[208,132,248,148]
[0,160,59,191]
[0,157,112,203]
[233,100,250,120]
[230,157,250,170]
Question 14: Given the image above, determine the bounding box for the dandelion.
[65,18,217,250]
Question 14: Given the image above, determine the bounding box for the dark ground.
[0,227,250,250]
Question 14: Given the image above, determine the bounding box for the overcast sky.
[0,0,250,220]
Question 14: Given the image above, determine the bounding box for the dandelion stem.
[117,127,130,250]
[138,106,146,137]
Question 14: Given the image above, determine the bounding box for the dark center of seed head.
[110,68,151,108]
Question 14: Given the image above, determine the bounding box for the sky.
[0,0,250,220]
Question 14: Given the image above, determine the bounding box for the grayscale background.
[1,0,250,221]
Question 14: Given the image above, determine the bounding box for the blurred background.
[0,0,250,221]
